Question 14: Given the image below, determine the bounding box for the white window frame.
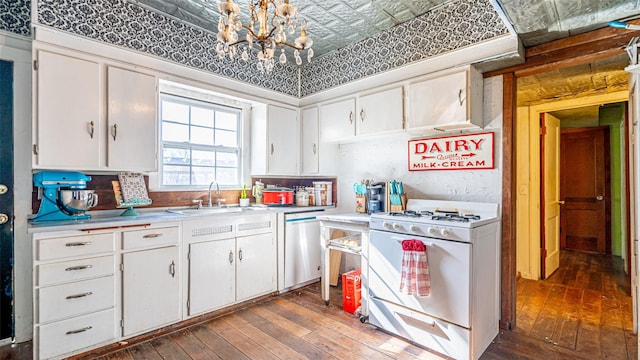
[159,93,242,188]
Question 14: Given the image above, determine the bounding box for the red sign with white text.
[408,132,495,171]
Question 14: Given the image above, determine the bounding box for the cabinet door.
[236,233,276,301]
[319,98,356,142]
[122,246,180,336]
[408,70,468,130]
[188,239,235,315]
[107,67,158,171]
[267,105,298,175]
[301,107,319,174]
[357,87,404,136]
[36,51,101,169]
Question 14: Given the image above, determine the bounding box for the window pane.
[192,107,214,127]
[162,101,189,124]
[215,129,237,147]
[191,126,214,145]
[163,122,189,142]
[217,152,238,167]
[191,166,214,186]
[192,150,215,166]
[216,167,237,185]
[216,111,238,131]
[163,165,190,185]
[163,147,190,165]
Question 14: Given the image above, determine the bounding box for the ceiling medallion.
[215,0,314,73]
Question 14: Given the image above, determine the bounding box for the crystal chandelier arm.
[278,41,305,51]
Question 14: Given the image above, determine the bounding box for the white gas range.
[367,199,501,360]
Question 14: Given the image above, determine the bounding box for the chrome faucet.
[208,180,220,208]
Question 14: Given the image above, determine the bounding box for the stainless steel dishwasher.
[284,210,324,289]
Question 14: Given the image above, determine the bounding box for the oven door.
[368,229,471,328]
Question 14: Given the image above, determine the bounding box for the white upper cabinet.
[406,65,483,134]
[251,104,298,176]
[357,86,404,136]
[319,86,404,143]
[319,98,356,142]
[34,49,158,171]
[107,67,157,171]
[301,106,319,175]
[35,50,102,169]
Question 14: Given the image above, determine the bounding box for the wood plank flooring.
[1,250,636,359]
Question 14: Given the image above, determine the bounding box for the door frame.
[516,92,628,282]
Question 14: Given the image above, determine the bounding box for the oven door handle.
[395,238,435,247]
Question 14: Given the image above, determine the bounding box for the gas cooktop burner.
[386,210,481,222]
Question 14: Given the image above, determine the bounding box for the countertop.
[28,205,335,233]
[316,213,371,225]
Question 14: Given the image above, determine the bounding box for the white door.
[301,106,319,175]
[319,98,356,142]
[36,51,101,169]
[357,87,404,136]
[631,84,640,334]
[236,233,276,301]
[267,105,298,175]
[188,239,235,315]
[542,113,561,279]
[122,246,180,336]
[107,67,157,171]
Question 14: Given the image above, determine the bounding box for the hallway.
[515,250,637,359]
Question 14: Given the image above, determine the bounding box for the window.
[160,94,241,187]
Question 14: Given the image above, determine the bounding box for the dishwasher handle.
[285,216,317,223]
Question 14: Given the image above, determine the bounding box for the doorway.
[516,99,635,356]
[0,59,14,340]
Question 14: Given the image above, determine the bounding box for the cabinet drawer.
[38,308,115,360]
[122,226,179,250]
[37,255,115,287]
[38,276,115,324]
[36,233,115,261]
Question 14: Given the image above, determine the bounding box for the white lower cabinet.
[188,239,235,315]
[236,232,276,301]
[33,230,117,360]
[122,245,180,336]
[32,215,276,359]
[185,213,276,316]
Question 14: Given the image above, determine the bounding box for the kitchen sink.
[167,206,269,216]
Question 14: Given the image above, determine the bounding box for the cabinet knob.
[238,249,243,261]
[458,89,464,106]
[66,326,92,335]
[349,111,354,124]
[0,184,7,195]
[88,121,95,139]
[360,109,365,122]
[0,214,7,225]
[229,251,234,264]
[169,260,176,278]
[313,143,317,155]
[270,144,274,155]
[111,124,118,141]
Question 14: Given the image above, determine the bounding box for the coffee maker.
[32,171,98,222]
[367,183,385,214]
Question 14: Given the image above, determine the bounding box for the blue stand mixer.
[32,171,98,222]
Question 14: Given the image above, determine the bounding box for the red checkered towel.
[399,239,431,297]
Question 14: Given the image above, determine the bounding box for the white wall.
[333,76,504,214]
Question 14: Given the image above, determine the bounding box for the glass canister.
[306,187,315,206]
[296,189,309,206]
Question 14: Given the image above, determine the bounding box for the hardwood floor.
[1,252,637,359]
[514,250,637,359]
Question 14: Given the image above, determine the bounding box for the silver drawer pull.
[65,265,93,271]
[66,326,92,335]
[142,233,163,239]
[66,292,93,300]
[65,242,92,247]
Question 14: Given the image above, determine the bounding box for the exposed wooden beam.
[484,21,640,78]
[500,72,517,331]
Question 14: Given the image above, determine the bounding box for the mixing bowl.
[58,189,98,214]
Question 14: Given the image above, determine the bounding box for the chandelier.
[215,0,314,73]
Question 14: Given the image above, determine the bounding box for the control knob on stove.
[440,228,451,237]
[427,227,438,235]
[392,223,401,230]
[410,225,420,232]
[383,222,392,229]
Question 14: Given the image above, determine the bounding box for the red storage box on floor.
[342,268,362,314]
